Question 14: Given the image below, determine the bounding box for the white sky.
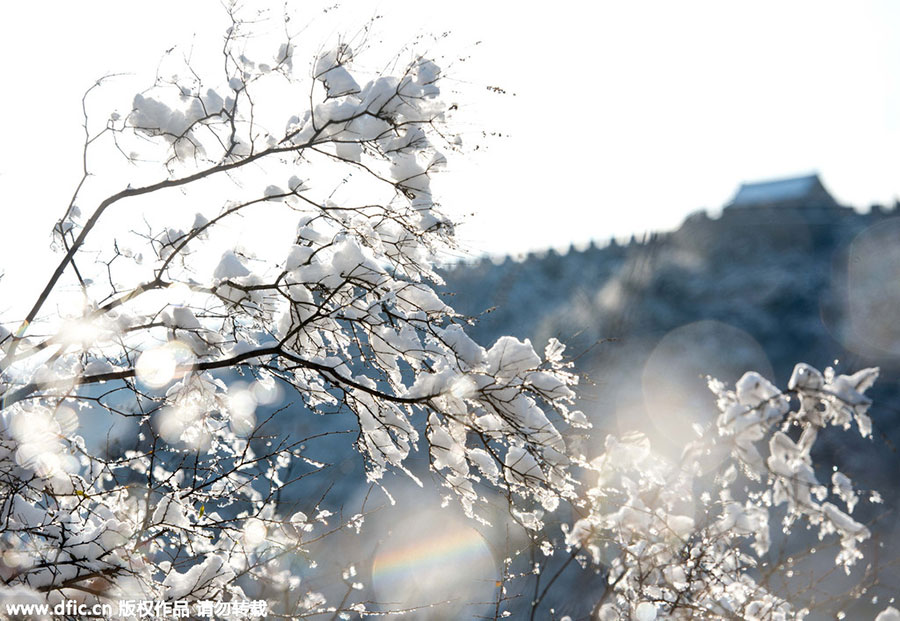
[2,0,900,290]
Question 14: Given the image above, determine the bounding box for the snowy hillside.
[442,202,900,496]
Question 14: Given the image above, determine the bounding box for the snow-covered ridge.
[441,192,900,493]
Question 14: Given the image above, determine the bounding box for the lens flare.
[58,318,103,348]
[372,509,496,616]
[228,389,257,437]
[251,375,282,405]
[243,518,268,548]
[842,217,900,357]
[54,406,79,435]
[135,341,193,388]
[642,320,771,452]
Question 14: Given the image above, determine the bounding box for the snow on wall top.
[730,174,830,207]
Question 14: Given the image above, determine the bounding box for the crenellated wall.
[439,198,900,507]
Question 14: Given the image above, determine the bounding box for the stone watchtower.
[721,174,848,250]
[727,173,840,209]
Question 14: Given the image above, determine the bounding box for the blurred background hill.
[441,175,900,499]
